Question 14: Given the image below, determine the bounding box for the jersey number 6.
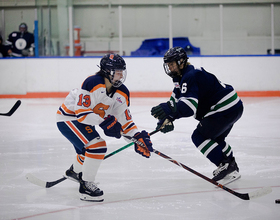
[181,82,187,93]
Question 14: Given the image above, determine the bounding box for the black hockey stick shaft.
[46,176,67,188]
[122,133,252,200]
[0,100,21,116]
[152,149,250,200]
[28,130,159,188]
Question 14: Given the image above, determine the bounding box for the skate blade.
[216,171,241,187]
[80,193,104,202]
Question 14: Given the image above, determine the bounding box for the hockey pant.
[57,120,107,182]
[191,105,243,166]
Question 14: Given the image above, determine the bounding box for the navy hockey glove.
[134,131,153,158]
[151,104,167,119]
[99,115,122,139]
[156,117,174,133]
[151,98,177,120]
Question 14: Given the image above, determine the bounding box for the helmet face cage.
[108,69,127,87]
[163,47,188,77]
[163,63,175,77]
[100,53,127,87]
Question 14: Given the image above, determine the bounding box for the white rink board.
[0,56,280,95]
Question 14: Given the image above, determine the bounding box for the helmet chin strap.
[109,75,116,85]
[107,71,119,87]
[177,58,186,68]
[100,68,113,82]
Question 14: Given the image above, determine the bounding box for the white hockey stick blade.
[249,186,272,200]
[25,173,47,188]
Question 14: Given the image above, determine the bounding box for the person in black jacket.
[5,23,34,57]
[0,35,11,58]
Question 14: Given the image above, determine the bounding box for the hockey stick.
[0,100,21,116]
[152,149,272,200]
[26,129,159,188]
[123,134,272,200]
[25,174,67,188]
[104,129,159,159]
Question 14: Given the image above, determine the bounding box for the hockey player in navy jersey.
[56,54,153,202]
[6,23,34,57]
[151,47,243,184]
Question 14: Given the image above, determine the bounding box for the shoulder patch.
[174,82,180,89]
[116,97,123,104]
[116,85,130,106]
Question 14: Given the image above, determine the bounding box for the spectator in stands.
[5,22,34,57]
[0,35,11,58]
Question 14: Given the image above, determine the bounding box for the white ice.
[0,97,280,220]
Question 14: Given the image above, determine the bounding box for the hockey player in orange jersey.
[56,54,153,202]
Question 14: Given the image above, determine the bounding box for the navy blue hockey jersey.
[171,65,242,121]
[6,31,34,57]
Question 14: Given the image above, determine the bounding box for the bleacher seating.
[131,37,200,56]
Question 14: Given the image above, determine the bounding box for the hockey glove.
[156,117,174,133]
[99,115,122,139]
[22,49,29,56]
[151,98,177,120]
[134,131,153,158]
[151,104,166,119]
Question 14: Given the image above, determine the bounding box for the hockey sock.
[220,142,233,158]
[192,130,225,166]
[82,138,107,182]
[73,154,84,173]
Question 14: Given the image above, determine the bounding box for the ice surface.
[0,97,279,220]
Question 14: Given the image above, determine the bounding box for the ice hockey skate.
[79,174,104,202]
[64,165,80,183]
[212,157,240,184]
[217,170,241,186]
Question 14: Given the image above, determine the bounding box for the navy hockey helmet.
[99,53,127,87]
[163,47,188,77]
[19,23,28,33]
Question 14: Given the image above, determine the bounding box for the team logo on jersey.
[116,97,122,103]
[15,38,27,50]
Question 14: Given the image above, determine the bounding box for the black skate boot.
[212,157,240,182]
[79,173,104,202]
[64,165,80,183]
